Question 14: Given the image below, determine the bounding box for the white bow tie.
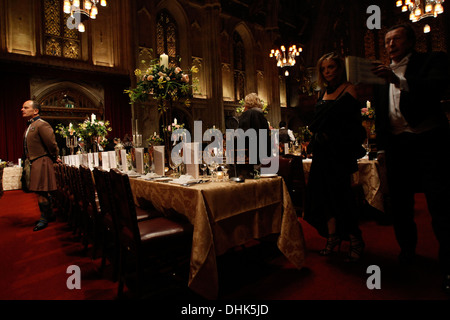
[390,54,411,71]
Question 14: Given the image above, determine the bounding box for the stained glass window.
[43,0,81,59]
[233,32,246,101]
[156,10,179,67]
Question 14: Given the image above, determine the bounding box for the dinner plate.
[260,173,278,178]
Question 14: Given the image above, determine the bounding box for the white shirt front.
[389,54,412,135]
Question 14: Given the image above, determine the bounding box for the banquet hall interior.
[1,0,450,304]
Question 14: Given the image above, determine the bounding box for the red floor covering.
[0,189,448,310]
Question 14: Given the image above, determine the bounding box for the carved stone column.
[202,0,224,130]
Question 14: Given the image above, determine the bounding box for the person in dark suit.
[371,23,450,294]
[21,100,60,231]
[303,52,367,262]
[235,93,271,178]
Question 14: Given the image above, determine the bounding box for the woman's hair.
[316,52,347,90]
[244,93,263,110]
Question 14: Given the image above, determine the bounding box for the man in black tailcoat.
[372,23,450,294]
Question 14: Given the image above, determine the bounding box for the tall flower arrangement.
[76,118,112,142]
[55,123,77,138]
[125,55,198,159]
[125,58,198,112]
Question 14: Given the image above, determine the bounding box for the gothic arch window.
[233,32,246,102]
[156,10,179,67]
[42,0,81,59]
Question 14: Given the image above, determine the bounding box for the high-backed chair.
[280,154,307,216]
[79,165,102,258]
[70,165,92,252]
[109,168,193,298]
[64,165,84,235]
[92,167,121,281]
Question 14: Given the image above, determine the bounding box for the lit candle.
[154,132,157,137]
[160,53,169,69]
[217,171,224,180]
[91,113,96,122]
[69,122,73,129]
[174,118,177,125]
[366,100,371,108]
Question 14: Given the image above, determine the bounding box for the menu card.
[88,153,94,169]
[184,142,200,179]
[81,153,88,167]
[120,149,127,172]
[108,151,117,169]
[101,151,110,170]
[135,148,144,174]
[93,153,99,167]
[153,146,165,176]
[74,154,81,167]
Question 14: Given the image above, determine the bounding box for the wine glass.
[220,163,229,181]
[169,149,182,177]
[207,159,219,181]
[200,161,208,178]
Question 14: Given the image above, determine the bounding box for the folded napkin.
[168,175,199,185]
[138,172,163,180]
[125,170,141,177]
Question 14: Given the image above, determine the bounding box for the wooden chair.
[79,165,102,259]
[70,165,92,252]
[92,167,121,281]
[109,168,193,298]
[279,154,307,216]
[63,164,82,234]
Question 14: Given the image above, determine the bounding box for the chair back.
[282,154,306,212]
[93,167,117,227]
[109,168,141,248]
[278,156,294,186]
[79,165,99,217]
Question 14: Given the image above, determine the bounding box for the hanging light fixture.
[396,0,445,32]
[269,45,302,76]
[63,0,107,32]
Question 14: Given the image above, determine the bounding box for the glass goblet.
[200,162,208,178]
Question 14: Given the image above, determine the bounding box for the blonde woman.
[304,53,366,262]
[236,93,270,177]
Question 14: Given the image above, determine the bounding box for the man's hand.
[377,152,386,167]
[371,63,400,86]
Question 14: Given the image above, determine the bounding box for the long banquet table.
[129,176,306,299]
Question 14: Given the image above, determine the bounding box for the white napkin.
[168,174,198,185]
[138,172,163,180]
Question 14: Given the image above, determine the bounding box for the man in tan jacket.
[22,100,60,231]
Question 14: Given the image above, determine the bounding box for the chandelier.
[396,0,445,32]
[270,45,302,76]
[63,0,107,32]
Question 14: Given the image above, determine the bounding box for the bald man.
[21,100,60,231]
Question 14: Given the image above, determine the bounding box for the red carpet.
[0,190,449,303]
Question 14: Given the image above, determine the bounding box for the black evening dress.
[303,91,366,240]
